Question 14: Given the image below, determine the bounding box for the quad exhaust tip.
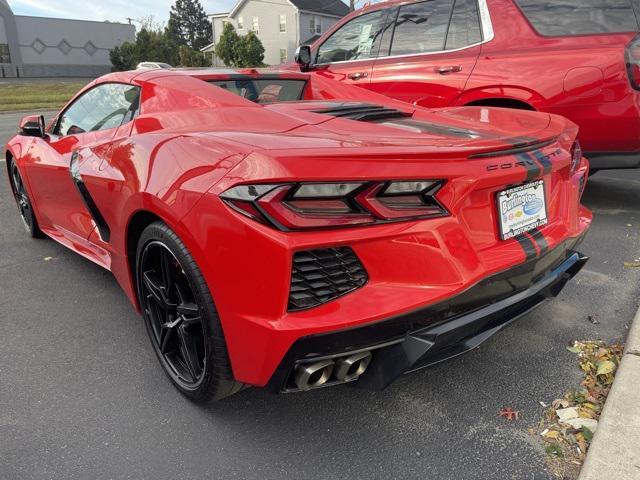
[293,351,373,391]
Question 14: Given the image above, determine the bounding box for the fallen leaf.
[545,443,564,457]
[581,426,594,442]
[567,346,582,354]
[557,407,579,421]
[499,408,519,421]
[623,261,640,268]
[596,360,616,376]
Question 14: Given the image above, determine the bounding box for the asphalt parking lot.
[1,111,639,480]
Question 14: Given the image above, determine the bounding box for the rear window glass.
[446,0,482,49]
[390,0,454,55]
[515,0,639,36]
[209,79,306,103]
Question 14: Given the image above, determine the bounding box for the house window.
[310,16,322,34]
[252,16,259,33]
[0,44,11,64]
[238,16,244,29]
[280,14,287,33]
[280,48,288,63]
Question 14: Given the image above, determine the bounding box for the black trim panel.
[70,152,111,242]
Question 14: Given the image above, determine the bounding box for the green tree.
[178,45,210,67]
[109,42,138,71]
[167,0,211,50]
[214,23,241,67]
[109,28,180,71]
[237,31,265,67]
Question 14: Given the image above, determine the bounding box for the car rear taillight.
[570,140,582,174]
[626,35,640,90]
[220,181,447,231]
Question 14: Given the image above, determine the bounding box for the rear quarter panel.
[460,0,640,152]
[78,130,251,308]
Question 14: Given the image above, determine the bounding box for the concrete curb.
[578,305,640,480]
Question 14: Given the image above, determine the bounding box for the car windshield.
[209,78,306,104]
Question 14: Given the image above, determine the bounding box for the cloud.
[7,0,238,23]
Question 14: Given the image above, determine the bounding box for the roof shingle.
[289,0,350,17]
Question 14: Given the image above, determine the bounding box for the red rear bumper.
[267,244,588,392]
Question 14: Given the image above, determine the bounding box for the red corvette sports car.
[5,68,591,402]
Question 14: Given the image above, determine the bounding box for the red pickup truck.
[292,0,640,171]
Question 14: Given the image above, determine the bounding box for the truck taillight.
[626,35,640,90]
[221,181,448,231]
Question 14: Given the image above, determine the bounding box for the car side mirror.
[19,115,46,138]
[295,45,313,71]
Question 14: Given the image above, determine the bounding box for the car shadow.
[581,170,640,214]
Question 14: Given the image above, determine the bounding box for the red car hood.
[202,101,563,157]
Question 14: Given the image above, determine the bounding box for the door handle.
[348,71,369,80]
[435,65,462,74]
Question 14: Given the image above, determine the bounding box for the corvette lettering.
[486,149,562,171]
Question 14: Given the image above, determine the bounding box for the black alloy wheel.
[140,240,207,387]
[136,222,242,402]
[9,160,44,238]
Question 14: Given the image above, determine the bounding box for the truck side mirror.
[295,45,313,71]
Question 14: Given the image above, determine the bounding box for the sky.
[6,0,353,24]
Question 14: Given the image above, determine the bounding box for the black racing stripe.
[529,228,549,255]
[531,150,552,175]
[516,152,541,181]
[514,234,538,261]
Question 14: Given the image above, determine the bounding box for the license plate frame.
[497,180,548,241]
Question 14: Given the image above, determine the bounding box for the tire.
[136,221,243,403]
[8,158,45,238]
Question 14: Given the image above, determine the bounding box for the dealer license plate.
[497,180,548,240]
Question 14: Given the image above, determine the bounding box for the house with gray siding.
[206,0,349,66]
[0,0,134,78]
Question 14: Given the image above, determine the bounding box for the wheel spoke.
[159,247,176,292]
[177,325,202,382]
[143,270,168,308]
[159,323,179,354]
[177,302,201,325]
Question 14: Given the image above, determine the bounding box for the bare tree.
[135,15,165,33]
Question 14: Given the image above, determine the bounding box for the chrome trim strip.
[477,0,494,42]
[313,0,495,67]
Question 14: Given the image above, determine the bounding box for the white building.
[205,0,349,66]
[0,0,135,78]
